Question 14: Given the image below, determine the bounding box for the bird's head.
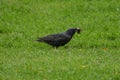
[66,28,81,36]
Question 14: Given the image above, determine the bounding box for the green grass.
[0,0,120,80]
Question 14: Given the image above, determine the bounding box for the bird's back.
[37,33,71,47]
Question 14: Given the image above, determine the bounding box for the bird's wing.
[54,33,71,42]
[37,35,55,42]
[38,33,70,42]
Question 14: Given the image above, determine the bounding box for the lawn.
[0,0,120,80]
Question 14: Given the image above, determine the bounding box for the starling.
[37,28,81,48]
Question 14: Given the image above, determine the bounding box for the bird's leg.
[53,46,58,51]
[55,47,58,49]
[54,47,57,51]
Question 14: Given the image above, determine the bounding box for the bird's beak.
[77,28,81,34]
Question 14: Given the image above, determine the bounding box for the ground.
[0,0,120,80]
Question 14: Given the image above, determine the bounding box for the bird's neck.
[66,31,75,37]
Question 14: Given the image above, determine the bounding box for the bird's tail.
[36,38,43,42]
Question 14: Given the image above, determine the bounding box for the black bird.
[37,28,81,48]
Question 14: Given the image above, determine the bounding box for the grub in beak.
[77,28,81,34]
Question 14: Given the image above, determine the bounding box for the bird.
[37,28,81,48]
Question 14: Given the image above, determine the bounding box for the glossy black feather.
[37,28,80,48]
